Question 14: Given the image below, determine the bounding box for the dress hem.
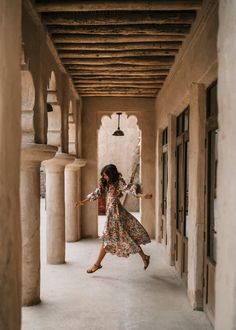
[102,239,151,258]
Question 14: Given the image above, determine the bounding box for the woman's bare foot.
[86,264,102,274]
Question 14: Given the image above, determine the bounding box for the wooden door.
[161,128,168,245]
[175,108,189,285]
[204,81,218,324]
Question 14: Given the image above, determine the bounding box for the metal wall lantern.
[47,103,53,112]
[112,112,124,136]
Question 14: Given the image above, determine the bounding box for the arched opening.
[40,71,62,259]
[97,112,141,236]
[46,71,61,147]
[21,49,35,143]
[68,100,76,155]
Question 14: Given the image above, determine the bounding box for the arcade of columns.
[1,0,236,330]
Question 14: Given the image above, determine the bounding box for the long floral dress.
[86,177,151,257]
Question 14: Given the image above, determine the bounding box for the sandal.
[86,264,102,274]
[143,255,150,270]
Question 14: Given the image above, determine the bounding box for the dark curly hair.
[99,164,121,193]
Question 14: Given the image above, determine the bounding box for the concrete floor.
[22,201,212,330]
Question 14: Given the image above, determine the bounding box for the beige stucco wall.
[155,0,218,310]
[0,0,22,328]
[81,97,155,238]
[215,1,236,329]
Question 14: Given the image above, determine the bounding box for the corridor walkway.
[22,201,212,330]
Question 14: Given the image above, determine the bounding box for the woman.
[75,164,152,273]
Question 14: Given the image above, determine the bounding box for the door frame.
[175,107,189,286]
[161,127,168,245]
[203,80,218,325]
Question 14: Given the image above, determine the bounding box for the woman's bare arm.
[136,193,152,199]
[74,198,89,208]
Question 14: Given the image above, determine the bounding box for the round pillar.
[65,159,86,242]
[20,144,57,306]
[42,152,74,264]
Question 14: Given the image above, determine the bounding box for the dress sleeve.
[86,187,102,201]
[119,177,139,198]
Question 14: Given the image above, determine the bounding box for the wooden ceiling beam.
[58,49,178,58]
[55,42,182,51]
[78,90,157,93]
[77,86,160,93]
[72,79,165,84]
[68,71,169,76]
[36,1,202,12]
[48,24,190,35]
[62,57,174,65]
[52,34,185,43]
[72,77,166,82]
[74,83,163,87]
[79,94,156,97]
[75,85,162,91]
[42,11,196,25]
[65,64,172,70]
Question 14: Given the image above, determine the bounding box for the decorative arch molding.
[21,47,36,143]
[47,71,59,106]
[68,100,76,155]
[68,100,75,123]
[47,71,62,147]
[97,111,141,131]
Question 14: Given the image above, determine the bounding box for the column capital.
[65,158,87,171]
[21,143,58,168]
[42,152,75,172]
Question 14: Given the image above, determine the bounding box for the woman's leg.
[138,246,150,269]
[94,243,106,266]
[87,243,106,273]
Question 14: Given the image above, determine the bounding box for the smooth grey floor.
[22,201,212,330]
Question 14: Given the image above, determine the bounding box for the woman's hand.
[74,200,85,208]
[144,193,152,199]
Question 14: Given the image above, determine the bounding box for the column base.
[22,297,41,307]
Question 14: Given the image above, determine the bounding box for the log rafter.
[36,1,202,12]
[52,34,185,43]
[58,49,178,58]
[62,56,175,66]
[65,64,172,71]
[55,42,182,51]
[72,79,166,84]
[48,24,191,35]
[41,11,196,26]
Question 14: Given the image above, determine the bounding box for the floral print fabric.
[86,178,151,257]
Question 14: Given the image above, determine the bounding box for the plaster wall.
[0,0,22,328]
[81,97,155,238]
[215,1,236,329]
[155,0,218,310]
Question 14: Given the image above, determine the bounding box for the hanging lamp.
[112,112,124,136]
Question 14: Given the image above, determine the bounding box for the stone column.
[0,1,21,329]
[42,152,74,264]
[20,144,57,306]
[140,110,156,238]
[187,83,205,310]
[166,114,176,266]
[215,2,236,329]
[65,159,86,242]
